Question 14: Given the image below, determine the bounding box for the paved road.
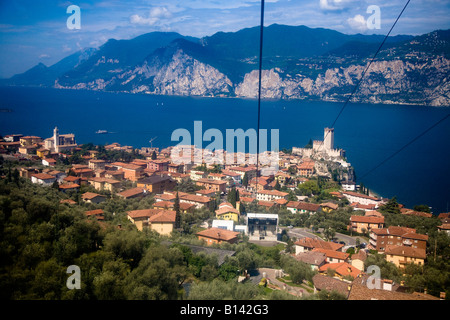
[284,227,360,246]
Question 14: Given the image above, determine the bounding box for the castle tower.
[53,127,60,153]
[324,128,334,150]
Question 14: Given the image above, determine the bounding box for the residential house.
[20,135,42,147]
[342,191,382,207]
[221,170,242,185]
[148,210,176,236]
[313,248,349,264]
[256,189,288,202]
[437,223,450,235]
[294,237,344,255]
[154,193,177,202]
[31,173,57,186]
[320,202,339,213]
[228,166,257,180]
[349,275,440,300]
[148,160,169,172]
[117,187,147,200]
[196,227,240,245]
[19,167,40,179]
[111,162,144,181]
[294,251,327,271]
[85,209,105,221]
[341,181,356,191]
[215,202,240,222]
[88,177,121,192]
[189,170,206,181]
[42,157,57,167]
[127,209,157,231]
[88,159,106,170]
[58,183,80,193]
[81,192,106,204]
[287,201,321,214]
[196,189,217,197]
[384,245,427,268]
[136,175,176,194]
[319,262,361,279]
[298,161,315,177]
[63,175,81,185]
[369,226,428,252]
[350,250,367,271]
[196,178,227,194]
[349,215,385,234]
[178,193,214,209]
[312,274,350,298]
[153,201,195,213]
[400,208,433,218]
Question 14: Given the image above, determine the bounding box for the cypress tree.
[174,192,181,229]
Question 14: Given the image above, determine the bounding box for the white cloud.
[319,0,357,11]
[347,14,367,32]
[39,54,50,59]
[130,6,172,26]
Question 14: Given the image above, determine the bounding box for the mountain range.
[2,24,450,106]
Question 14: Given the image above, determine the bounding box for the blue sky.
[1,0,449,78]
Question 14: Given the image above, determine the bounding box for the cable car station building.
[246,213,279,241]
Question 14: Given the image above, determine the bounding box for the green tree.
[378,196,401,215]
[174,192,181,229]
[242,173,249,187]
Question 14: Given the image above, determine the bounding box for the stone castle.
[292,128,345,160]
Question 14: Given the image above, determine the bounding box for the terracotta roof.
[240,197,256,203]
[351,250,367,262]
[64,176,80,182]
[295,251,327,266]
[312,274,350,297]
[127,209,161,219]
[179,193,211,203]
[343,191,380,201]
[60,199,77,204]
[320,202,339,210]
[349,275,439,300]
[138,175,174,185]
[117,187,146,198]
[258,200,276,208]
[294,237,344,251]
[149,210,176,223]
[196,178,227,185]
[287,201,321,212]
[384,245,426,259]
[438,223,450,230]
[32,173,56,180]
[257,189,289,197]
[319,262,361,278]
[59,183,80,189]
[155,193,176,201]
[400,209,433,218]
[196,227,240,241]
[85,209,104,216]
[313,248,349,261]
[81,192,105,200]
[350,215,385,224]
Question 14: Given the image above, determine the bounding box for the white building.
[31,173,57,186]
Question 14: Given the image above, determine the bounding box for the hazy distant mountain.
[3,24,450,106]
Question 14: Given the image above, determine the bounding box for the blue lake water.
[1,86,449,214]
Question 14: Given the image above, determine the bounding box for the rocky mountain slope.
[3,25,450,106]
